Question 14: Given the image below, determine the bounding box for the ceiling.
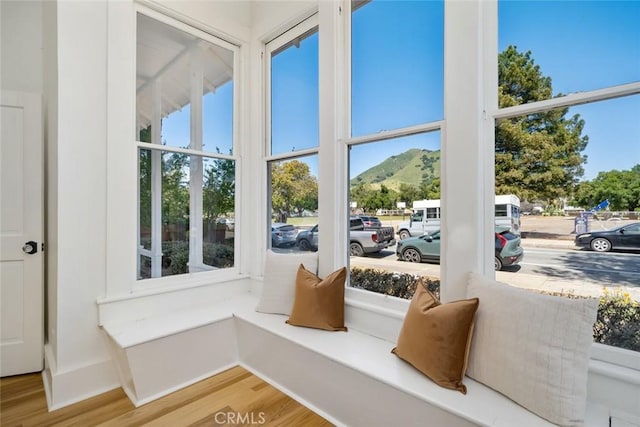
[136,13,233,131]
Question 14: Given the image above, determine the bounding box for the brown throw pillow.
[286,265,348,332]
[392,280,479,394]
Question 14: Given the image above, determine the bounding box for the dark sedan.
[575,222,640,252]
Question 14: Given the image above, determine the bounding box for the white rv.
[396,194,521,239]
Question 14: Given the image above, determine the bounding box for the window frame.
[490,2,640,362]
[264,14,320,252]
[101,3,247,302]
[133,8,242,291]
[343,0,445,285]
[342,0,640,365]
[264,13,319,160]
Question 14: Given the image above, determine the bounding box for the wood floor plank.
[1,366,332,427]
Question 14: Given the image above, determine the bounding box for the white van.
[396,194,521,239]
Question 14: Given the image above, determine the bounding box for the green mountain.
[350,148,440,191]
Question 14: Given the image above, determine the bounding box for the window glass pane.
[349,131,441,291]
[270,29,319,155]
[268,155,319,253]
[351,0,444,136]
[203,82,233,155]
[495,95,640,352]
[136,13,234,152]
[498,1,640,105]
[138,149,235,280]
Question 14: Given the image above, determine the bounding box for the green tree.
[271,160,318,222]
[203,156,235,226]
[419,178,440,200]
[161,152,190,227]
[350,183,399,212]
[398,183,421,204]
[496,46,588,203]
[573,165,640,211]
[138,149,189,230]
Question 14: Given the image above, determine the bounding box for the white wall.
[1,1,43,93]
[43,0,59,365]
[41,1,120,408]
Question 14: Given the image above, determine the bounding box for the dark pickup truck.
[295,217,396,256]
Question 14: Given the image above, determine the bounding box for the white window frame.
[338,0,640,370]
[488,2,640,365]
[102,3,246,302]
[264,14,321,251]
[342,0,445,287]
[134,7,242,292]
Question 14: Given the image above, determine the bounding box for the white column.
[441,0,497,302]
[189,47,204,271]
[151,80,163,278]
[317,1,347,277]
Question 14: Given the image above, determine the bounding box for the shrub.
[203,242,234,268]
[350,267,439,300]
[351,268,640,351]
[593,289,640,352]
[162,240,234,274]
[162,241,190,275]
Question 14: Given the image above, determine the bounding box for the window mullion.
[189,48,204,272]
[151,79,163,278]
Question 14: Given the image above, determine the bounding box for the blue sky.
[499,0,640,180]
[163,0,639,182]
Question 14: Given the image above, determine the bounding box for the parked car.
[356,216,382,228]
[216,218,235,231]
[296,218,396,256]
[575,222,640,252]
[396,227,524,271]
[271,223,298,248]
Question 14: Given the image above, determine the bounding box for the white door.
[0,91,44,376]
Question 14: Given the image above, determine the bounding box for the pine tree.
[496,46,588,202]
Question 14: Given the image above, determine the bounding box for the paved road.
[518,247,640,287]
[275,237,640,299]
[349,242,640,300]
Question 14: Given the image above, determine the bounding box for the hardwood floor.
[0,366,333,427]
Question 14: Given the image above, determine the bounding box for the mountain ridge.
[350,148,440,191]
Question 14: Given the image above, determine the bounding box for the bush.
[161,240,234,275]
[351,268,640,352]
[161,241,190,275]
[203,242,234,269]
[350,267,439,300]
[593,289,640,352]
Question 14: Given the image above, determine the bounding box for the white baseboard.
[42,344,120,411]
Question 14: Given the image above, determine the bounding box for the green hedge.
[350,267,640,352]
[139,240,234,277]
[161,241,234,274]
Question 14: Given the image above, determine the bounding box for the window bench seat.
[101,287,621,426]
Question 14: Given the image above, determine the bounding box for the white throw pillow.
[256,250,319,315]
[466,272,598,427]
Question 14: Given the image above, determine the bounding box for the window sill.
[97,272,252,327]
[102,268,246,304]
